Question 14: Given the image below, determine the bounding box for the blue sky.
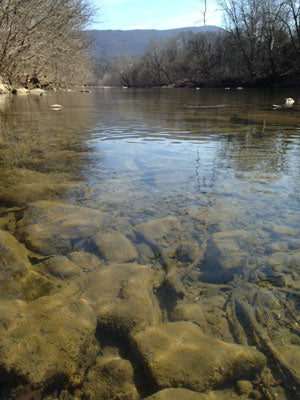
[90,0,222,30]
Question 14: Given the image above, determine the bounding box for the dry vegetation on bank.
[0,0,94,91]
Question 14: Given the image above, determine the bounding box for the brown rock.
[136,243,155,263]
[144,388,208,400]
[0,212,15,231]
[69,251,104,273]
[236,380,253,395]
[86,263,161,336]
[277,345,300,370]
[42,256,82,279]
[135,218,175,240]
[145,388,245,400]
[171,302,207,328]
[0,182,87,208]
[0,229,30,266]
[0,230,31,300]
[16,201,108,255]
[203,230,256,282]
[0,167,58,188]
[82,356,139,400]
[94,231,138,263]
[0,295,96,386]
[132,321,266,392]
[20,270,54,300]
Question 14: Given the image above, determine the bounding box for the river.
[0,88,299,400]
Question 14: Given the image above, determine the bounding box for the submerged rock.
[0,295,96,387]
[171,300,233,342]
[236,380,253,395]
[94,231,138,263]
[202,230,255,282]
[68,251,104,273]
[271,224,298,236]
[132,321,266,392]
[41,255,83,279]
[135,217,178,241]
[276,345,300,371]
[0,168,58,187]
[136,243,155,263]
[86,263,162,337]
[0,211,16,232]
[0,229,31,300]
[171,302,207,329]
[290,251,300,269]
[0,229,30,267]
[17,201,111,255]
[20,270,54,301]
[82,356,139,400]
[145,388,248,400]
[0,182,87,207]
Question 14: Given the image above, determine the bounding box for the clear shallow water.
[0,88,299,399]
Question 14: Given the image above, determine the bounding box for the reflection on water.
[0,88,299,399]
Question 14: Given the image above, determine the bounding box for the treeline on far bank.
[93,0,300,88]
[0,0,94,91]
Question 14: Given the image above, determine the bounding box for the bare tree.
[0,0,95,87]
[277,0,300,73]
[217,0,290,80]
[201,0,208,25]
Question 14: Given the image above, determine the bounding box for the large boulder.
[0,295,96,387]
[85,263,162,337]
[16,201,116,255]
[132,321,266,392]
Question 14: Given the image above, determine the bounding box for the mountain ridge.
[88,25,221,59]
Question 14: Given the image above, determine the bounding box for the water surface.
[0,88,299,400]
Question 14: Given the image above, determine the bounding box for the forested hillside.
[93,0,300,88]
[88,26,221,58]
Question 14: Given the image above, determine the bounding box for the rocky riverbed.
[0,164,299,400]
